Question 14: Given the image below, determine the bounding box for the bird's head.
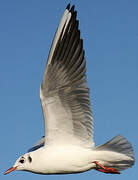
[4,153,33,175]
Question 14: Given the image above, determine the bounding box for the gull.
[5,4,135,175]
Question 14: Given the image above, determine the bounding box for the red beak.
[4,166,17,175]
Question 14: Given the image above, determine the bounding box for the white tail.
[95,135,135,171]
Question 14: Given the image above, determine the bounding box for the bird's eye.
[19,159,24,163]
[19,158,25,164]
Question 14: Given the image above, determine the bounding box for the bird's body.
[5,4,135,176]
[21,145,94,174]
[13,136,134,175]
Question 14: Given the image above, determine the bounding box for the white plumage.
[5,4,134,176]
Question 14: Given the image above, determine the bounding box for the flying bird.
[5,4,135,175]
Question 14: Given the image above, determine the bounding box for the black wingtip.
[76,20,79,28]
[70,5,75,13]
[72,11,77,19]
[66,3,70,10]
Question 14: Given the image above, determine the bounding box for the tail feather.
[95,135,135,171]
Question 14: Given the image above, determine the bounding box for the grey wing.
[40,4,94,148]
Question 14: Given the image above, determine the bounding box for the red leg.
[93,161,120,174]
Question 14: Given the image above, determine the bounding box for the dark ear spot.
[28,156,32,163]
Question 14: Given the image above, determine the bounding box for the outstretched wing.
[40,4,94,148]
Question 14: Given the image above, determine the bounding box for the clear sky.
[0,0,138,179]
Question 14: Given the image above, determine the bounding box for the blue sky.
[0,0,137,179]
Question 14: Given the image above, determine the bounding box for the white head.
[5,153,34,175]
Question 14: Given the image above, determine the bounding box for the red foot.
[93,161,120,174]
